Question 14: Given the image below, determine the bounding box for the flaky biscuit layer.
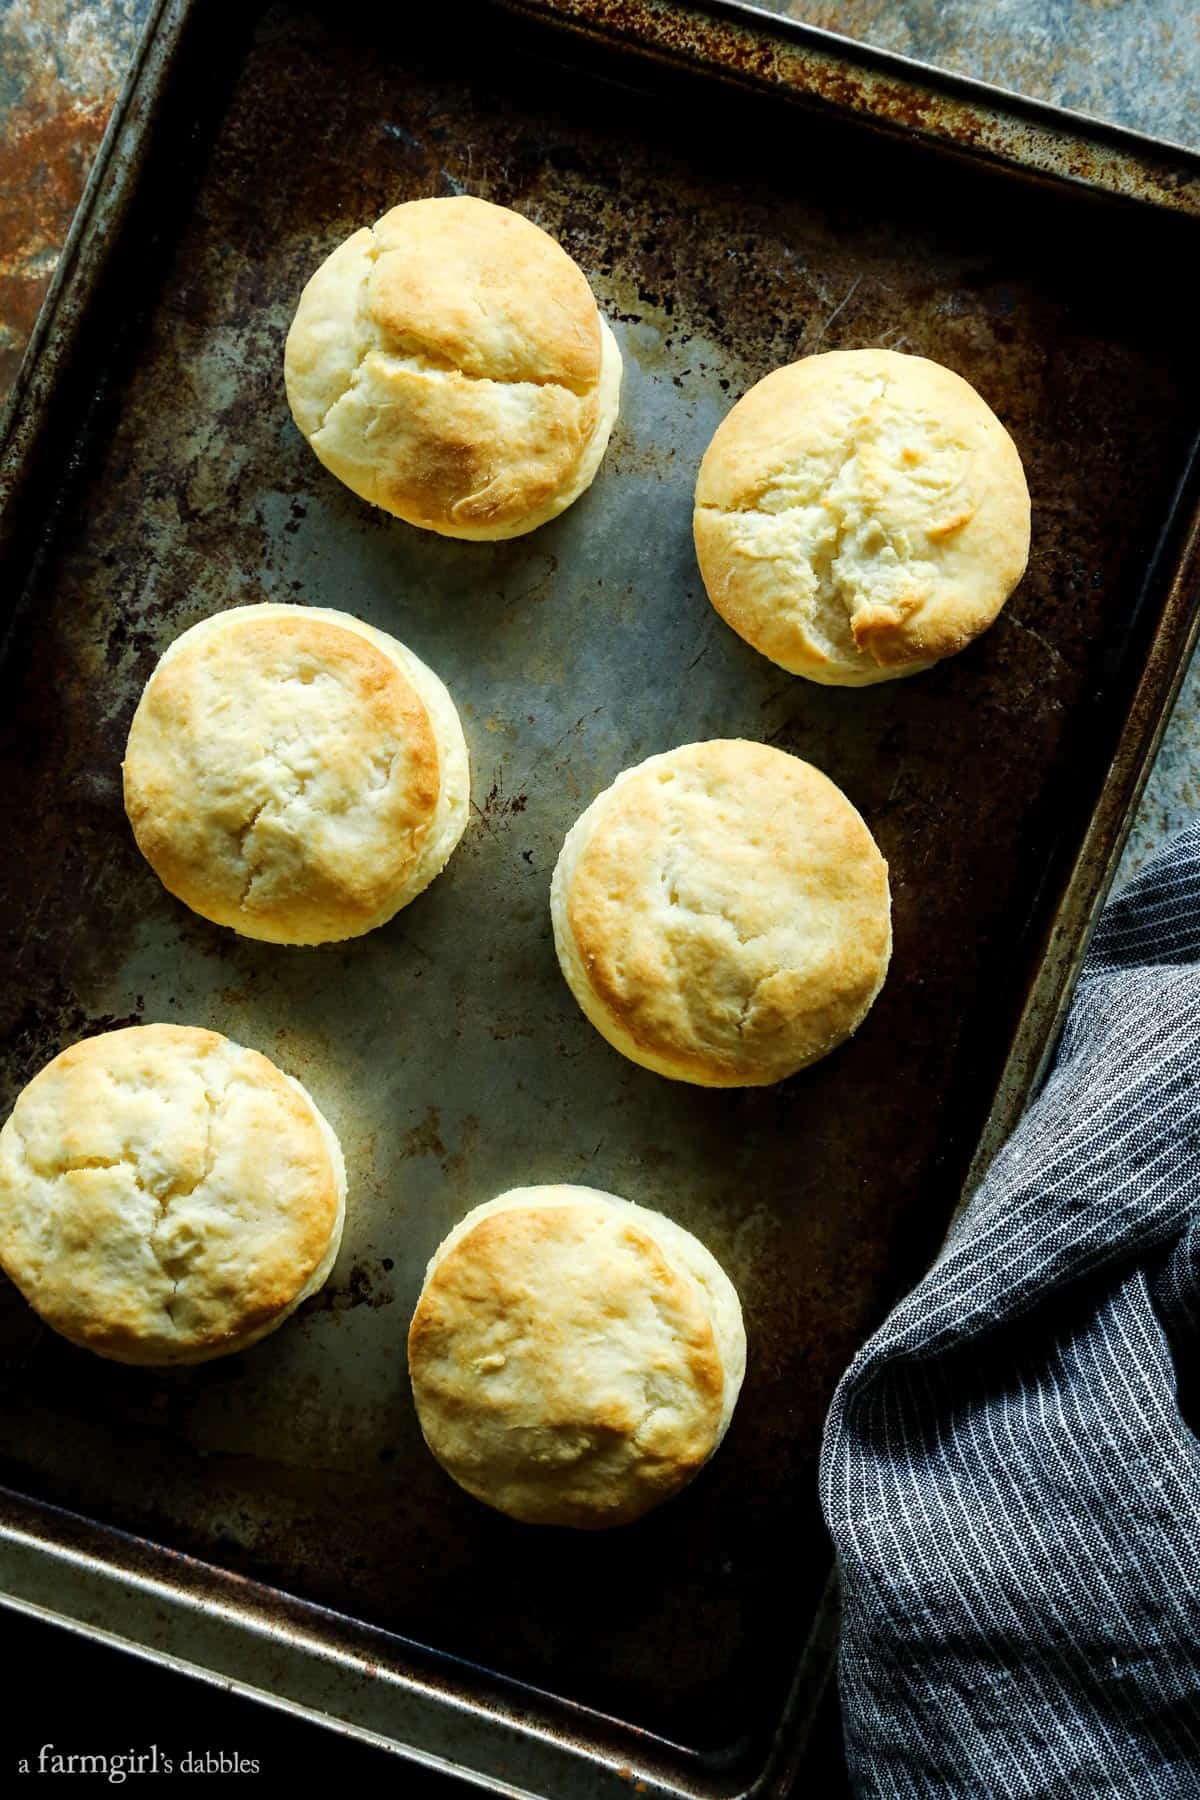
[694,349,1030,684]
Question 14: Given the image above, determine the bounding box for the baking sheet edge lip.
[958,435,1200,1209]
[0,1591,545,1800]
[503,0,1200,205]
[702,0,1200,167]
[0,1479,764,1798]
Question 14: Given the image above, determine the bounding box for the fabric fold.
[822,822,1200,1798]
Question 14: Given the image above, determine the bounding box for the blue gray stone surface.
[775,0,1197,148]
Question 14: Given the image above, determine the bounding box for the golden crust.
[694,348,1030,685]
[368,198,601,392]
[551,740,891,1087]
[123,604,470,946]
[284,196,622,539]
[408,1186,745,1528]
[0,1025,346,1365]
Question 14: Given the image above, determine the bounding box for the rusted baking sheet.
[0,0,1198,1794]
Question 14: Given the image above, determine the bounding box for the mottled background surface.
[0,0,148,392]
[0,0,1197,1789]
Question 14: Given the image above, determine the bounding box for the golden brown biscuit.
[123,603,470,945]
[408,1184,746,1527]
[0,1025,346,1365]
[551,740,891,1086]
[694,348,1030,684]
[284,196,622,539]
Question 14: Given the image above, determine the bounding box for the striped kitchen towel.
[821,821,1200,1797]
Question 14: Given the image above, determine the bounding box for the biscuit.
[0,1025,346,1365]
[551,740,891,1086]
[123,603,470,945]
[694,348,1030,684]
[284,196,622,539]
[408,1184,746,1527]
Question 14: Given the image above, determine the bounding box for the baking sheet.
[1,0,1199,1791]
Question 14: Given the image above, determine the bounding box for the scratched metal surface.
[0,0,1198,1782]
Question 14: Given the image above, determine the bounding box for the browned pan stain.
[481,775,530,818]
[300,1259,396,1313]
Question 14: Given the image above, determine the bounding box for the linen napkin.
[822,821,1200,1797]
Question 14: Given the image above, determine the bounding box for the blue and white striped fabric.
[821,821,1200,1797]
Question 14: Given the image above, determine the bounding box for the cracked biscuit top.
[284,195,623,540]
[408,1185,746,1527]
[0,1025,346,1365]
[694,348,1030,686]
[551,740,891,1087]
[123,604,471,946]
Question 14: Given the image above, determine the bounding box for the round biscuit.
[551,739,891,1086]
[123,603,470,945]
[0,1024,346,1365]
[694,348,1030,684]
[284,195,622,539]
[408,1184,746,1527]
